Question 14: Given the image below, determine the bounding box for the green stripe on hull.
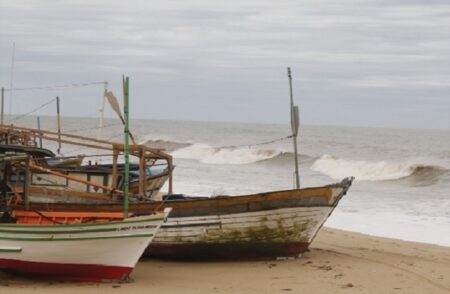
[0,217,164,228]
[0,233,154,242]
[0,248,22,253]
[0,227,117,235]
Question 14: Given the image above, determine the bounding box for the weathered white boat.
[0,209,171,281]
[26,177,354,260]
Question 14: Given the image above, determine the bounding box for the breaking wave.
[311,154,446,183]
[139,135,192,152]
[171,144,284,165]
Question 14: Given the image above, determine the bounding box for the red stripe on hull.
[145,242,310,260]
[0,258,133,282]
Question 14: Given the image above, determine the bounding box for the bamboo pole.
[123,76,130,218]
[139,149,146,196]
[56,96,62,154]
[112,148,119,188]
[168,157,173,194]
[0,125,169,156]
[1,87,4,125]
[24,156,31,210]
[0,125,119,146]
[287,67,300,189]
[37,116,42,148]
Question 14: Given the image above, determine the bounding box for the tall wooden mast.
[123,76,130,218]
[287,67,300,189]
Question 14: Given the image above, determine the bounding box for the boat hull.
[0,212,168,281]
[147,242,310,260]
[147,205,335,260]
[14,178,354,260]
[0,259,132,282]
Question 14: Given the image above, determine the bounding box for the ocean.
[9,116,450,247]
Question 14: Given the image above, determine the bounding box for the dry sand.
[1,227,449,294]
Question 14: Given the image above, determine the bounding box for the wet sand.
[1,227,449,294]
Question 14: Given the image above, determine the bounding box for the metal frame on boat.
[0,150,171,281]
[0,124,174,203]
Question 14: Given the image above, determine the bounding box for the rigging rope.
[2,81,108,92]
[6,98,57,123]
[218,135,293,149]
[63,122,122,134]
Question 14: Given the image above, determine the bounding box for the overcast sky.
[0,0,449,129]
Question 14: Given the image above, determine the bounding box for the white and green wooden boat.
[0,209,171,281]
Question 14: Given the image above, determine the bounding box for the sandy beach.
[1,227,448,294]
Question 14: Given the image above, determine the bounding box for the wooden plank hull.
[0,212,169,281]
[17,177,354,260]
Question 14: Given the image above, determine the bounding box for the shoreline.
[1,227,449,293]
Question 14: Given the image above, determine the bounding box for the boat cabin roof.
[0,144,55,158]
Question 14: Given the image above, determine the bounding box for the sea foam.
[311,154,443,181]
[171,144,282,165]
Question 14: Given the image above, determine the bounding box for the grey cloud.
[0,0,448,129]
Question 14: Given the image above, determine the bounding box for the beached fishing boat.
[0,78,175,281]
[1,142,354,259]
[20,177,354,260]
[0,209,170,281]
[0,150,171,281]
[3,72,355,260]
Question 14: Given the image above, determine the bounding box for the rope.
[63,122,122,134]
[2,81,107,92]
[59,133,123,155]
[6,98,57,123]
[218,135,293,149]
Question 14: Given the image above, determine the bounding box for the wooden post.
[56,96,62,154]
[1,87,4,125]
[123,76,130,218]
[139,149,146,197]
[37,116,43,148]
[1,162,8,206]
[168,157,173,194]
[287,67,300,189]
[24,156,31,210]
[112,147,119,188]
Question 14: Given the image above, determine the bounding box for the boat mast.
[97,82,108,140]
[56,96,62,154]
[1,87,4,125]
[287,67,300,189]
[8,42,15,117]
[37,116,43,148]
[123,76,130,218]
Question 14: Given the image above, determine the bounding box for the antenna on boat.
[1,87,4,125]
[8,42,15,117]
[37,116,43,148]
[123,75,130,218]
[56,96,62,154]
[97,83,107,137]
[96,82,108,163]
[287,67,300,189]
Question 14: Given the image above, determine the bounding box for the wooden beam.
[28,162,123,195]
[168,157,173,194]
[112,148,119,188]
[139,149,145,196]
[24,156,31,210]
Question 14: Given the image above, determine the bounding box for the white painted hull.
[0,211,170,281]
[146,184,349,259]
[156,205,332,244]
